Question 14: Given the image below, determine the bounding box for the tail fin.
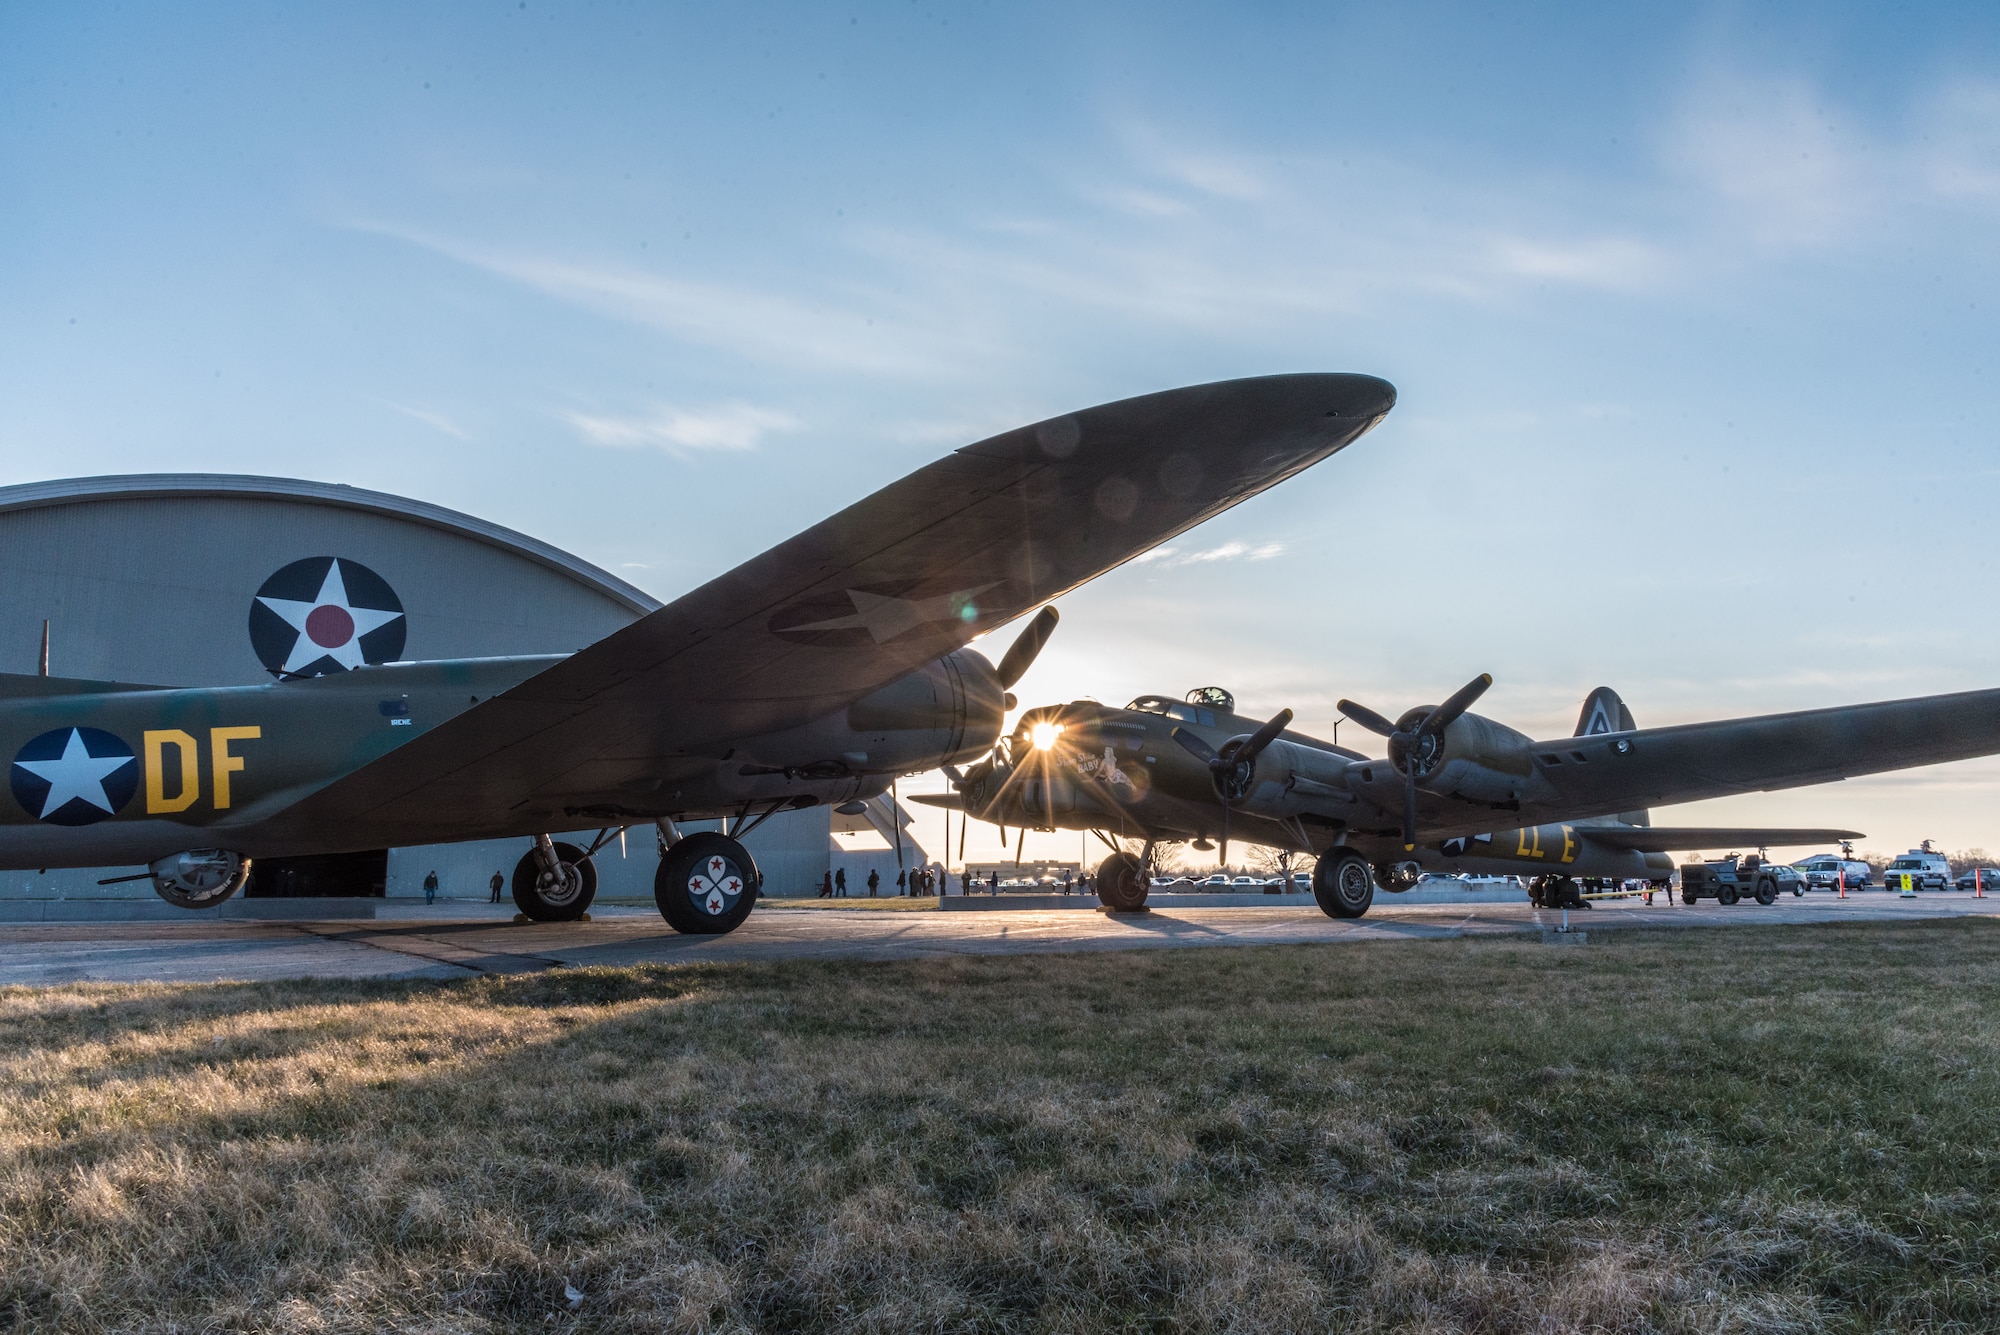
[1576,687,1647,826]
[1575,686,1636,738]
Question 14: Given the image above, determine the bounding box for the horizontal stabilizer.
[908,792,965,811]
[0,671,167,699]
[1580,826,1862,854]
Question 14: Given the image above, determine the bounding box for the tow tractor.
[1678,853,1803,906]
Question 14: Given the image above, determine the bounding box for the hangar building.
[0,475,928,914]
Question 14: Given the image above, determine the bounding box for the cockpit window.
[1185,686,1236,713]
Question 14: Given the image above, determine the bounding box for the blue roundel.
[10,727,139,826]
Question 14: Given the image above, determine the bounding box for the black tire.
[1313,851,1374,919]
[1096,852,1149,911]
[1754,879,1777,906]
[1793,885,1803,897]
[1718,885,1739,906]
[512,842,597,921]
[1681,886,1697,905]
[654,832,758,934]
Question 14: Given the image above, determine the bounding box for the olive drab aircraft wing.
[256,373,1397,849]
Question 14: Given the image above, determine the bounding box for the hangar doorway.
[245,851,388,898]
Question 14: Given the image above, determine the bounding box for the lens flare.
[1030,721,1063,751]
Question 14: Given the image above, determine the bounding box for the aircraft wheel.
[1754,879,1777,906]
[1718,885,1740,906]
[512,841,597,921]
[1312,851,1374,919]
[1096,852,1149,911]
[656,832,759,934]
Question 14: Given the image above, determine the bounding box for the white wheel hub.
[687,854,746,915]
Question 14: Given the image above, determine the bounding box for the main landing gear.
[1311,849,1374,919]
[1096,849,1150,912]
[656,830,760,934]
[513,834,598,921]
[1528,875,1589,910]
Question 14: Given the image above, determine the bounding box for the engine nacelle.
[1340,711,1536,810]
[151,849,252,909]
[734,648,1007,778]
[1227,738,1361,820]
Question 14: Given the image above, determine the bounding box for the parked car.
[1229,876,1261,888]
[1793,854,1873,890]
[1884,844,1951,892]
[1200,873,1232,887]
[1956,867,2000,891]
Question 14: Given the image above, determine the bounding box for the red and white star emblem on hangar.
[248,556,407,678]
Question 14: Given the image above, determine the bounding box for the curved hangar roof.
[0,474,660,687]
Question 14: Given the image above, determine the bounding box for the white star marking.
[256,560,404,672]
[14,729,133,820]
[786,582,1001,644]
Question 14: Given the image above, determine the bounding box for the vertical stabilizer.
[1575,686,1636,738]
[1576,687,1648,826]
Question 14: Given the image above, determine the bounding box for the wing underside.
[263,373,1397,842]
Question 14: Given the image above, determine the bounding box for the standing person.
[423,870,438,905]
[960,867,971,895]
[1061,869,1073,895]
[867,868,880,897]
[820,870,834,899]
[835,867,847,897]
[896,868,907,896]
[488,870,504,904]
[990,870,1000,896]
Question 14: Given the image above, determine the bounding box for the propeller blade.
[994,605,1060,689]
[1418,673,1493,739]
[1237,708,1294,763]
[1337,699,1400,738]
[942,763,966,788]
[1219,803,1229,869]
[1171,726,1220,765]
[1403,762,1418,851]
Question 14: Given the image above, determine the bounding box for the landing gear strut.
[513,835,598,921]
[656,831,759,934]
[1312,849,1374,918]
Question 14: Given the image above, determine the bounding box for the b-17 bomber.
[0,374,1398,932]
[931,676,2000,914]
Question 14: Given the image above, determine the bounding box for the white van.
[1793,854,1873,890]
[1883,844,1951,892]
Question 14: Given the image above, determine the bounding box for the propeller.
[994,605,1060,690]
[940,606,1061,796]
[1171,708,1293,866]
[1336,673,1492,851]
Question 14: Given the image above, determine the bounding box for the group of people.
[818,863,949,897]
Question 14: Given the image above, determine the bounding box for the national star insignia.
[256,559,405,673]
[786,582,1001,644]
[14,729,134,820]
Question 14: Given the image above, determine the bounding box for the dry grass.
[3,921,1999,1332]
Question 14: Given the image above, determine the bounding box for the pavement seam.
[290,924,565,975]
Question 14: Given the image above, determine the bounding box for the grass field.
[3,920,1998,1332]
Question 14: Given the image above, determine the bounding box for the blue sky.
[5,2,2000,863]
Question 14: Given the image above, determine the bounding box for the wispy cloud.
[564,403,800,455]
[385,402,472,440]
[1133,541,1285,568]
[344,220,964,377]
